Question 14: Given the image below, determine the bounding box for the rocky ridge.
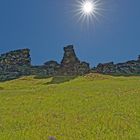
[0,45,140,81]
[95,57,140,75]
[0,45,90,81]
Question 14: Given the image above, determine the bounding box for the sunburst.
[73,0,104,25]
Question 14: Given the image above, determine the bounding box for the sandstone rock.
[44,60,60,68]
[96,62,116,74]
[61,45,80,66]
[44,60,60,76]
[116,60,140,75]
[0,72,21,81]
[0,49,32,81]
[0,48,31,66]
[95,59,140,75]
[77,62,90,75]
[60,45,90,75]
[0,46,90,81]
[0,45,139,82]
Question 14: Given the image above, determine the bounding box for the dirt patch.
[84,73,111,80]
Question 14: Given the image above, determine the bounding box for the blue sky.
[0,0,140,66]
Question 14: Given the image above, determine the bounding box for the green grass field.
[0,74,140,140]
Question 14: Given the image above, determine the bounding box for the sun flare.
[74,0,104,25]
[82,1,95,14]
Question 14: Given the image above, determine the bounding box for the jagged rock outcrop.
[77,62,90,75]
[0,49,31,81]
[0,49,31,66]
[43,61,60,76]
[95,59,140,75]
[60,45,90,75]
[96,62,115,74]
[0,45,90,81]
[0,45,140,81]
[61,45,80,66]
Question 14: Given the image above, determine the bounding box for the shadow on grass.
[45,76,77,85]
[1,72,140,83]
[34,75,51,79]
[35,75,77,85]
[0,87,4,90]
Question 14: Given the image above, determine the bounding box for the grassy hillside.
[0,74,140,140]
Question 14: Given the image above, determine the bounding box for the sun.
[73,0,104,25]
[82,1,95,14]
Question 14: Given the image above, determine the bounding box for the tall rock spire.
[60,45,90,75]
[61,45,80,66]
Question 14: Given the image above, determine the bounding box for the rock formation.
[60,45,90,75]
[95,58,140,75]
[96,62,117,74]
[0,45,140,81]
[0,45,90,81]
[0,48,31,66]
[43,61,60,76]
[61,45,80,66]
[0,49,31,81]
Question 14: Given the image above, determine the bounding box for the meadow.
[0,74,140,140]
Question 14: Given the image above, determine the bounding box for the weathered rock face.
[95,58,140,75]
[60,45,90,75]
[77,62,90,75]
[0,49,31,67]
[61,45,80,66]
[96,62,116,74]
[0,45,90,81]
[0,45,139,81]
[0,49,31,81]
[44,61,60,76]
